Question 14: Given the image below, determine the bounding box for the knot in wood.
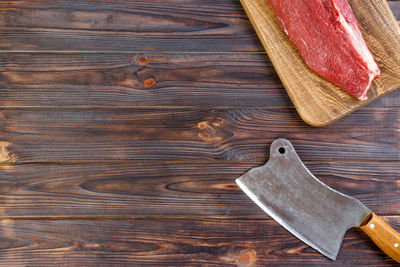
[144,78,157,89]
[196,117,227,143]
[236,248,256,266]
[0,141,16,163]
[136,55,151,66]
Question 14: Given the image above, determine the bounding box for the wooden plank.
[0,108,398,163]
[0,1,398,52]
[1,53,399,108]
[0,0,258,52]
[0,53,289,107]
[0,162,397,217]
[0,216,397,265]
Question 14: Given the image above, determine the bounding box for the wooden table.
[0,0,399,265]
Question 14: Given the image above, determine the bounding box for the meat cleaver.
[236,138,400,262]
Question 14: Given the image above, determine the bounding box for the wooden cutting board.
[241,0,400,126]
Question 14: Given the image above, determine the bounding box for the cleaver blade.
[236,138,400,262]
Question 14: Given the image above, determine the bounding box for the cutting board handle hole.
[279,147,286,154]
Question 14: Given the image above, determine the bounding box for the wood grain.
[0,108,397,163]
[0,161,397,217]
[0,0,398,265]
[0,1,398,52]
[0,217,397,266]
[1,52,399,108]
[0,53,289,107]
[0,0,257,52]
[241,0,400,126]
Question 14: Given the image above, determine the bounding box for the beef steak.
[269,0,380,100]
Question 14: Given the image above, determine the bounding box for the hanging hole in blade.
[279,147,285,154]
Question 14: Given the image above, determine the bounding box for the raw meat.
[268,0,380,100]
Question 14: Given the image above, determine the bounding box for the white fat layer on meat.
[359,73,375,100]
[279,18,289,35]
[284,28,288,35]
[336,10,379,75]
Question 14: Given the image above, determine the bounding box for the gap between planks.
[0,51,269,54]
[0,106,397,110]
[0,214,398,221]
[0,159,399,165]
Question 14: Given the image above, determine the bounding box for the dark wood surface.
[0,0,398,265]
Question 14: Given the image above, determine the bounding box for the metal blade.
[236,138,371,260]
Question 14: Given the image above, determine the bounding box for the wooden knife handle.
[359,212,400,263]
